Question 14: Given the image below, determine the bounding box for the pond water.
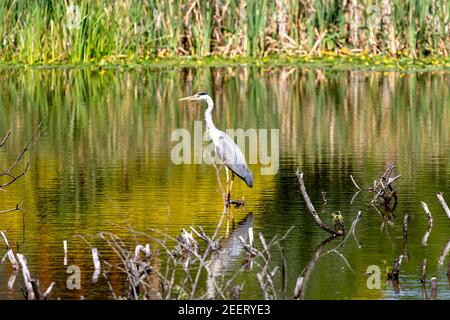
[0,66,449,299]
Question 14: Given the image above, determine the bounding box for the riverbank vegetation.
[1,0,450,68]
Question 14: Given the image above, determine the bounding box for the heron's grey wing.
[215,133,253,188]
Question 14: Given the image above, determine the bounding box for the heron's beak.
[179,95,197,101]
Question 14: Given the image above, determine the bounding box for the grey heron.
[179,92,253,205]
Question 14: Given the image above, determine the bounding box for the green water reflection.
[0,66,449,299]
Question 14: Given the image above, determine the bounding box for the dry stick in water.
[296,170,342,237]
[63,240,68,266]
[92,248,101,283]
[421,202,433,246]
[421,258,427,283]
[437,192,450,219]
[402,213,410,260]
[349,175,361,190]
[16,253,35,300]
[16,253,54,300]
[421,258,427,300]
[1,231,19,270]
[438,239,450,265]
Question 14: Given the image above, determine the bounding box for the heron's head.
[179,92,209,102]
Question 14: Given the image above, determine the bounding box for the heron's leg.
[227,172,234,202]
[225,167,230,202]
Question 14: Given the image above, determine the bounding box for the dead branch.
[438,239,450,265]
[17,253,35,300]
[421,258,427,283]
[349,174,361,190]
[403,213,409,259]
[437,192,450,219]
[1,231,19,270]
[296,170,342,237]
[421,202,433,246]
[16,253,55,300]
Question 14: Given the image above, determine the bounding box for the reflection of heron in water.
[179,92,253,206]
[206,213,253,299]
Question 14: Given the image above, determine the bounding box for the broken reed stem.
[437,193,450,219]
[296,170,342,237]
[349,175,361,190]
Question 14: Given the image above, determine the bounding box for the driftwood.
[421,202,433,246]
[296,170,342,237]
[437,192,450,219]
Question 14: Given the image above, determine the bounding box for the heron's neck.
[204,96,216,132]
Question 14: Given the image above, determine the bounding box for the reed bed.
[0,0,450,64]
